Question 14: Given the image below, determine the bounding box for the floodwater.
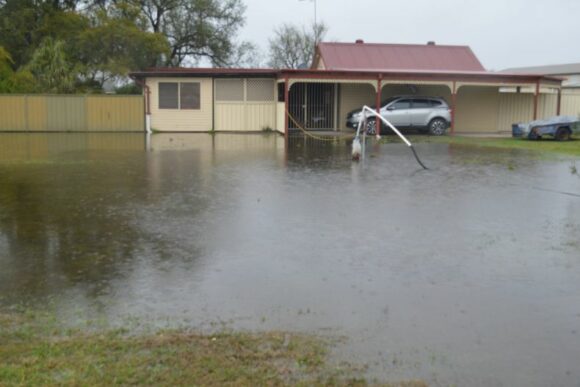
[1,133,579,387]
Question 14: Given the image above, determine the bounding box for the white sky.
[240,0,580,70]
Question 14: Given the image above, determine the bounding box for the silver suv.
[346,96,451,135]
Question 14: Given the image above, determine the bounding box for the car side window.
[412,99,431,108]
[430,100,443,107]
[391,100,411,110]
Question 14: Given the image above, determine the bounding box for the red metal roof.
[314,42,486,72]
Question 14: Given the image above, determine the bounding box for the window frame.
[179,82,200,110]
[158,81,201,110]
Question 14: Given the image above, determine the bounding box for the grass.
[408,135,580,157]
[0,311,426,387]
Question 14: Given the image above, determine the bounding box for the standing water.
[1,133,579,386]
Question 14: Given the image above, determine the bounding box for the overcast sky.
[240,0,579,70]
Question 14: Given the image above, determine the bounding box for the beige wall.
[381,84,452,104]
[459,88,560,133]
[538,93,558,119]
[496,91,565,131]
[497,92,533,131]
[276,102,285,133]
[455,86,500,133]
[561,89,580,117]
[338,84,376,130]
[214,78,276,132]
[147,77,213,132]
[215,102,276,131]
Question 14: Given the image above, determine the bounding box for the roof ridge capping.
[318,41,473,49]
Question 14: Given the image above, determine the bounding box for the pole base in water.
[352,137,362,161]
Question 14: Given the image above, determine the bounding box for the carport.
[278,69,563,139]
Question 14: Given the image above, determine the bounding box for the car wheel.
[555,127,571,141]
[365,119,377,135]
[428,118,448,136]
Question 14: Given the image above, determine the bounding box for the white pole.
[145,114,152,134]
[361,106,412,147]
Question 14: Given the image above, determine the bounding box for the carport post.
[450,81,457,135]
[557,88,562,115]
[376,76,382,134]
[284,77,289,142]
[533,81,540,120]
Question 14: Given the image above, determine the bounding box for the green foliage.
[408,135,580,157]
[114,82,142,95]
[75,9,170,87]
[0,46,37,93]
[0,0,252,93]
[25,38,75,93]
[125,0,250,66]
[268,22,328,69]
[0,311,422,386]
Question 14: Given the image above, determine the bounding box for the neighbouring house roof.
[501,63,580,75]
[312,41,486,72]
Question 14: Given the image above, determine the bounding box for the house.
[501,63,580,117]
[130,40,567,136]
[501,63,580,89]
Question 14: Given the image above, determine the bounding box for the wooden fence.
[0,95,144,132]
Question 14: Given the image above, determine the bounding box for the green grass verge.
[0,312,426,387]
[409,136,580,157]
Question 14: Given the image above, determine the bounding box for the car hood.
[347,108,363,116]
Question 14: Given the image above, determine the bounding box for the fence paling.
[0,95,144,132]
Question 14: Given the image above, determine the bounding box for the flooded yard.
[1,133,579,386]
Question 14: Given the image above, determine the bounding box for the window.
[215,79,244,101]
[247,79,275,101]
[180,83,200,109]
[159,82,201,110]
[391,100,411,110]
[412,99,431,108]
[159,83,178,109]
[430,100,443,107]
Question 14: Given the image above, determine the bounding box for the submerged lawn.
[0,312,425,386]
[412,136,580,157]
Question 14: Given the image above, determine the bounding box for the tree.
[0,46,37,93]
[0,0,86,68]
[268,22,328,69]
[25,38,75,93]
[74,7,170,88]
[120,0,249,66]
[225,41,263,68]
